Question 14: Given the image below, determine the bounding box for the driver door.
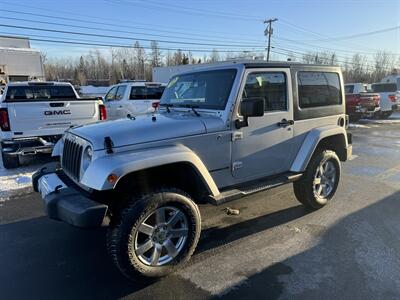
[231,68,296,180]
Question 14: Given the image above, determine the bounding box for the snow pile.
[0,159,36,203]
[348,123,370,129]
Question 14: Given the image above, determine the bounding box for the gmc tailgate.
[6,100,101,137]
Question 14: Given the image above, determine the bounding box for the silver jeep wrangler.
[33,61,352,279]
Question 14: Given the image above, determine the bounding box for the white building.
[0,36,45,85]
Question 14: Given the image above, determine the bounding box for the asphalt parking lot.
[1,117,400,300]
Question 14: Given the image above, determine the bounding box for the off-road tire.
[293,150,341,209]
[106,188,201,280]
[1,151,19,169]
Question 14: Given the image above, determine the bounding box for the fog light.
[107,174,118,184]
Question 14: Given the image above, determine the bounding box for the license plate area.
[38,173,67,198]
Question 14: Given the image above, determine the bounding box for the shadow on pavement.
[0,199,311,299]
[219,191,400,299]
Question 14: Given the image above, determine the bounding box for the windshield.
[5,85,77,101]
[160,69,237,110]
[371,83,397,93]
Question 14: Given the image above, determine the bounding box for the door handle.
[277,119,294,127]
[49,102,64,107]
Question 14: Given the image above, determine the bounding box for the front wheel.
[294,150,341,209]
[107,188,201,279]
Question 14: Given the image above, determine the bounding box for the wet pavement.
[1,119,400,299]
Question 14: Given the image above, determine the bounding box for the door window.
[105,86,118,101]
[242,72,287,112]
[115,85,127,100]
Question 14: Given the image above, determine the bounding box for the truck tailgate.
[7,100,99,136]
[358,93,379,107]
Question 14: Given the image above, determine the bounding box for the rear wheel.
[382,111,393,119]
[294,150,341,209]
[1,151,19,169]
[349,114,362,122]
[107,188,201,279]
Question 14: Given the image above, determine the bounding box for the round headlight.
[82,146,93,172]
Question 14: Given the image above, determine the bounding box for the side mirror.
[236,97,264,129]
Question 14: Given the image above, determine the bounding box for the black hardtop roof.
[241,60,340,69]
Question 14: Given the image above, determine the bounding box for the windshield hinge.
[232,131,243,141]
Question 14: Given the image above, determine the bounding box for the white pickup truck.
[0,81,106,168]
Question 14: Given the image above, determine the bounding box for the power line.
[271,48,396,72]
[0,33,266,53]
[107,0,264,21]
[0,23,267,48]
[0,15,266,46]
[0,4,262,40]
[0,8,265,43]
[293,25,400,42]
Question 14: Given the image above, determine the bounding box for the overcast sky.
[0,0,399,63]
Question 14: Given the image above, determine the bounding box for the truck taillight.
[389,94,397,102]
[152,102,160,110]
[99,104,107,120]
[0,108,10,131]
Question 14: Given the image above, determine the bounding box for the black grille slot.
[62,138,83,181]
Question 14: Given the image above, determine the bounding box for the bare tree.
[150,41,162,67]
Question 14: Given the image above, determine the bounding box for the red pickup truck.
[345,83,380,121]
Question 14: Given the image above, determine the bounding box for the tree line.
[43,41,399,86]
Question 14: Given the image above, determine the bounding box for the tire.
[107,188,201,280]
[293,150,341,209]
[349,114,361,122]
[1,151,19,169]
[383,111,393,119]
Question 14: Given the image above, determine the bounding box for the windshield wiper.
[160,103,174,113]
[182,104,200,117]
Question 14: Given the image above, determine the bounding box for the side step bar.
[209,173,303,205]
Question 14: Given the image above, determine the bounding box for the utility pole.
[264,18,278,62]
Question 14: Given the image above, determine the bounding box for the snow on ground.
[359,112,400,125]
[348,123,371,129]
[0,158,41,203]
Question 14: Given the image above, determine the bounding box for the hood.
[70,112,225,150]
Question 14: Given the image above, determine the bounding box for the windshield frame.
[160,68,238,111]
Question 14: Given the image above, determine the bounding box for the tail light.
[0,108,10,131]
[389,94,397,103]
[99,104,107,120]
[152,102,160,110]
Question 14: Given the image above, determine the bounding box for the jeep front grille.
[62,138,83,181]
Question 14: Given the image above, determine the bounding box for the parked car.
[371,82,400,118]
[344,83,380,121]
[33,61,352,280]
[104,81,166,120]
[0,81,106,168]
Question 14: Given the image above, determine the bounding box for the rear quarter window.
[298,72,342,109]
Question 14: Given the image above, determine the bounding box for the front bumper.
[32,164,108,228]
